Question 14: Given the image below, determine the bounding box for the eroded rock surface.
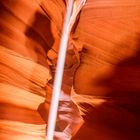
[0,0,140,140]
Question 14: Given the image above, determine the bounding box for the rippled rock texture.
[0,0,140,140]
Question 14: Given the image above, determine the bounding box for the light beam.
[46,0,74,140]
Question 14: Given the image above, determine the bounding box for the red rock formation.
[0,0,52,139]
[71,0,140,139]
[0,0,140,140]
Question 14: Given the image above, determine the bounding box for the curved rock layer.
[0,0,140,140]
[72,0,140,139]
[0,0,52,139]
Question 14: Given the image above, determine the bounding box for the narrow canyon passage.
[0,0,140,140]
